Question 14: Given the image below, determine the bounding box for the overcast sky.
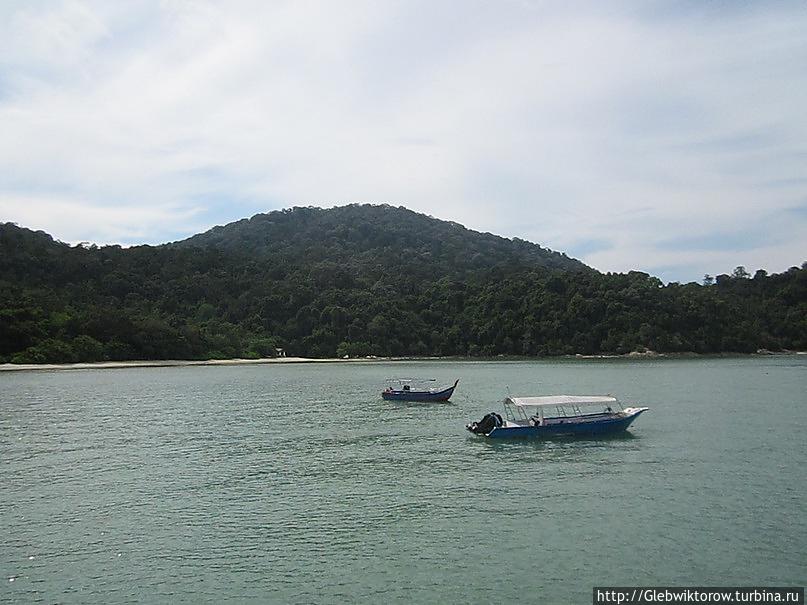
[1,1,805,282]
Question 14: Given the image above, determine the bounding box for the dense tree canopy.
[1,205,805,363]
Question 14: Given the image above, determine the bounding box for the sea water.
[1,357,805,603]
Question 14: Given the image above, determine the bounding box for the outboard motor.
[467,412,503,435]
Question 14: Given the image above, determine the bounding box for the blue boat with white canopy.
[467,395,648,438]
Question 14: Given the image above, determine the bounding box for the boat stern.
[466,412,504,435]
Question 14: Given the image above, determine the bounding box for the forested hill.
[1,204,805,364]
[174,204,588,276]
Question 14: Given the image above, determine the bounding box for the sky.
[1,0,805,283]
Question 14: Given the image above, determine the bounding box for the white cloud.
[0,0,805,280]
[0,194,204,244]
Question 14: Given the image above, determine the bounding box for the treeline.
[1,206,805,363]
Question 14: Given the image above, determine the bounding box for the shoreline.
[1,350,804,372]
[0,356,373,373]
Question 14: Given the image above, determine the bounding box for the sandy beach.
[2,350,802,372]
[0,356,377,372]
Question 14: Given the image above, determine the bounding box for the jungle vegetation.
[1,204,805,363]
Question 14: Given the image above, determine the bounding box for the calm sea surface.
[1,357,805,604]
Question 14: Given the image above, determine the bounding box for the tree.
[732,266,751,279]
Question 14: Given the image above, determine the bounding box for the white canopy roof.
[506,395,617,407]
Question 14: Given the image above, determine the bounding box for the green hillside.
[175,204,587,274]
[1,204,805,363]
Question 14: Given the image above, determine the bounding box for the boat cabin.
[384,378,437,391]
[503,395,622,427]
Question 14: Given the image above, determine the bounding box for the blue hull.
[483,410,646,439]
[382,381,458,402]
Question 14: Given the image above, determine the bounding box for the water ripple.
[1,359,806,603]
